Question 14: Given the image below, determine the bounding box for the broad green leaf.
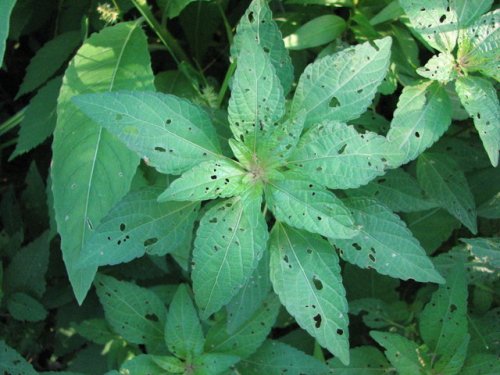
[204,293,280,358]
[232,0,294,94]
[462,353,500,375]
[0,0,16,66]
[238,340,330,375]
[346,168,437,213]
[0,340,37,375]
[159,0,211,19]
[452,0,493,27]
[94,274,167,353]
[269,224,350,364]
[289,121,400,189]
[51,21,155,304]
[7,292,47,322]
[478,193,500,219]
[72,90,222,175]
[291,37,392,128]
[193,194,268,319]
[284,15,346,50]
[387,81,451,166]
[417,152,477,233]
[16,31,80,97]
[265,172,357,239]
[419,263,469,373]
[120,355,166,375]
[327,345,391,373]
[370,1,405,26]
[78,187,199,268]
[461,237,500,268]
[228,41,285,151]
[74,319,117,345]
[10,76,61,159]
[332,198,444,283]
[399,0,458,52]
[456,76,499,167]
[158,159,247,202]
[417,52,457,82]
[191,353,240,375]
[370,331,424,375]
[151,355,185,373]
[165,284,204,360]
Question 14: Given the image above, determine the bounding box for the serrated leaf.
[17,31,80,97]
[191,353,240,375]
[51,22,155,304]
[232,0,294,94]
[387,81,451,166]
[291,37,392,128]
[94,274,167,353]
[269,223,350,364]
[455,76,499,167]
[0,340,38,375]
[72,90,222,176]
[332,197,444,283]
[78,187,199,268]
[0,0,16,66]
[158,159,247,202]
[289,121,400,189]
[452,0,493,27]
[193,194,268,319]
[417,52,457,82]
[7,292,47,322]
[417,152,477,233]
[327,345,391,374]
[265,172,357,239]
[204,293,280,358]
[461,237,500,268]
[10,76,61,159]
[284,15,346,50]
[238,340,330,375]
[165,284,204,360]
[400,0,458,52]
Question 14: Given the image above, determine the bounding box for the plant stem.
[0,109,25,138]
[216,1,233,46]
[216,60,237,108]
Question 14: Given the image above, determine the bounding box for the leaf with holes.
[327,345,391,373]
[417,152,477,233]
[269,223,349,364]
[0,340,38,375]
[455,76,499,167]
[231,0,294,95]
[290,37,392,128]
[417,52,457,82]
[332,197,444,283]
[193,193,268,319]
[288,121,401,190]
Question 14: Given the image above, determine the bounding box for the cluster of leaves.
[0,0,498,374]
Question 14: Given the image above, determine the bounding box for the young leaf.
[283,15,346,50]
[288,121,400,189]
[94,274,167,353]
[232,0,294,95]
[7,292,48,322]
[165,284,204,360]
[386,81,451,166]
[0,0,16,66]
[417,52,457,82]
[332,197,444,283]
[193,194,268,319]
[265,172,357,239]
[417,152,477,233]
[0,340,38,375]
[455,76,499,167]
[327,345,391,373]
[269,223,350,365]
[51,21,155,304]
[291,37,392,128]
[158,159,247,202]
[72,90,222,175]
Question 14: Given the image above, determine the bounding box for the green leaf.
[165,284,204,360]
[453,0,493,27]
[191,353,240,375]
[238,340,330,375]
[269,223,350,364]
[74,319,117,345]
[284,15,346,50]
[417,152,477,233]
[78,187,199,268]
[158,159,247,202]
[417,52,457,82]
[232,0,294,95]
[387,81,452,166]
[327,345,391,373]
[350,298,411,329]
[72,90,222,176]
[370,331,424,375]
[193,194,268,319]
[94,274,167,353]
[455,76,499,167]
[0,0,16,66]
[399,0,458,52]
[289,121,400,189]
[0,340,37,375]
[16,31,80,97]
[7,292,47,322]
[462,353,500,375]
[266,172,357,239]
[10,76,61,159]
[51,21,155,304]
[121,355,166,375]
[468,307,500,355]
[291,37,392,128]
[461,237,500,268]
[151,355,185,373]
[155,70,198,99]
[204,293,280,358]
[419,262,469,373]
[370,1,405,26]
[159,0,211,19]
[332,198,444,283]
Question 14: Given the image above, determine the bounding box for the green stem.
[0,109,25,137]
[216,1,233,46]
[216,60,237,108]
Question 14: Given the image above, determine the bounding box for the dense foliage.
[0,0,498,374]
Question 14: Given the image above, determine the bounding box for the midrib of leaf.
[407,207,441,226]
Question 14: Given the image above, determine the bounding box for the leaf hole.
[313,313,322,328]
[154,146,166,152]
[312,276,323,290]
[119,223,126,231]
[144,237,158,247]
[145,313,159,322]
[329,97,340,108]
